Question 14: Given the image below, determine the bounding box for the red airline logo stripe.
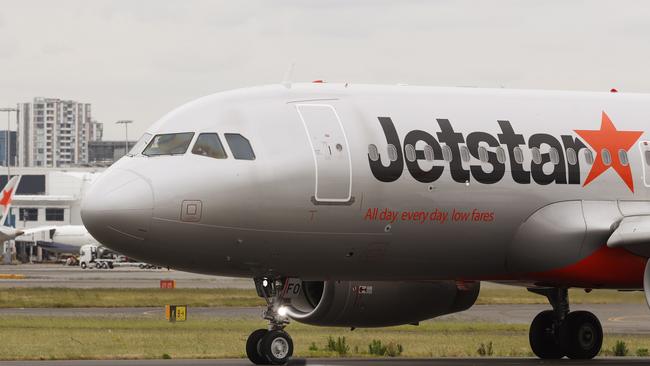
[525,246,645,289]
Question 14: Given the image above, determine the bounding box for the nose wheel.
[246,329,294,365]
[528,288,603,359]
[246,329,270,365]
[247,278,294,365]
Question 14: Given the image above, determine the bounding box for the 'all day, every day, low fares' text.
[363,207,495,225]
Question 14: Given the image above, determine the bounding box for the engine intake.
[283,280,479,327]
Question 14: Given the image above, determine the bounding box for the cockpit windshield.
[127,133,153,156]
[142,132,195,156]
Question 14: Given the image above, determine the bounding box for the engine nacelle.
[283,280,479,327]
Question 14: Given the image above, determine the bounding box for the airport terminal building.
[0,167,103,262]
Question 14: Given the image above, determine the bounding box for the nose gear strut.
[246,277,294,365]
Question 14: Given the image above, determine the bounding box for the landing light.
[277,306,288,317]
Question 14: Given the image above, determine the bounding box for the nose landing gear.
[528,288,603,359]
[246,278,294,365]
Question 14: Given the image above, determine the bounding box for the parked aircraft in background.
[82,83,650,364]
[36,225,101,254]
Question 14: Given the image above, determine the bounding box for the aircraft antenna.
[281,61,296,89]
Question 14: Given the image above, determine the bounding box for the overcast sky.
[1,0,650,140]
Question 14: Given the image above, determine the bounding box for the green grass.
[0,316,562,360]
[0,286,644,308]
[0,316,649,360]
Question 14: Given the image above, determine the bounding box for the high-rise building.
[18,98,102,167]
[0,131,17,167]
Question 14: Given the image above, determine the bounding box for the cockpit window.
[224,133,255,160]
[127,133,152,156]
[142,132,194,156]
[192,133,227,159]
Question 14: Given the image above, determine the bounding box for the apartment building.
[18,98,103,167]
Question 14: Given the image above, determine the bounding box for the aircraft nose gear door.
[296,104,353,204]
[641,141,650,188]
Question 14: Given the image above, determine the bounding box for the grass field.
[0,286,644,308]
[0,316,648,360]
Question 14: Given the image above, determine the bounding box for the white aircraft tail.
[0,176,20,226]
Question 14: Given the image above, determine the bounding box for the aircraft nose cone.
[81,168,153,252]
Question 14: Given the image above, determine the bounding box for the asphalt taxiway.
[0,358,649,366]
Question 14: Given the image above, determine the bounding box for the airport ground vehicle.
[78,245,158,270]
[79,244,114,269]
[82,83,650,364]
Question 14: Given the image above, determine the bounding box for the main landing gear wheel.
[528,288,603,360]
[529,310,564,359]
[562,310,603,359]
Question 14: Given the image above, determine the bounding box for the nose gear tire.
[246,329,270,365]
[260,330,293,365]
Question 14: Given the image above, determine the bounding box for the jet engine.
[282,280,479,327]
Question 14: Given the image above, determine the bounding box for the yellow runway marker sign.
[175,306,186,321]
[165,305,187,322]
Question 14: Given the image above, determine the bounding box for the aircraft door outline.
[640,141,650,188]
[296,104,353,204]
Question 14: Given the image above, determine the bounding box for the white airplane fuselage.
[81,84,650,289]
[38,225,99,254]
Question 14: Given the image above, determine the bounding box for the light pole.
[116,120,133,155]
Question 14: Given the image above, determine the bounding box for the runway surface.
[0,358,649,366]
[0,264,253,288]
[1,303,648,334]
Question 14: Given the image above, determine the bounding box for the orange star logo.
[574,111,643,192]
[0,188,12,207]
